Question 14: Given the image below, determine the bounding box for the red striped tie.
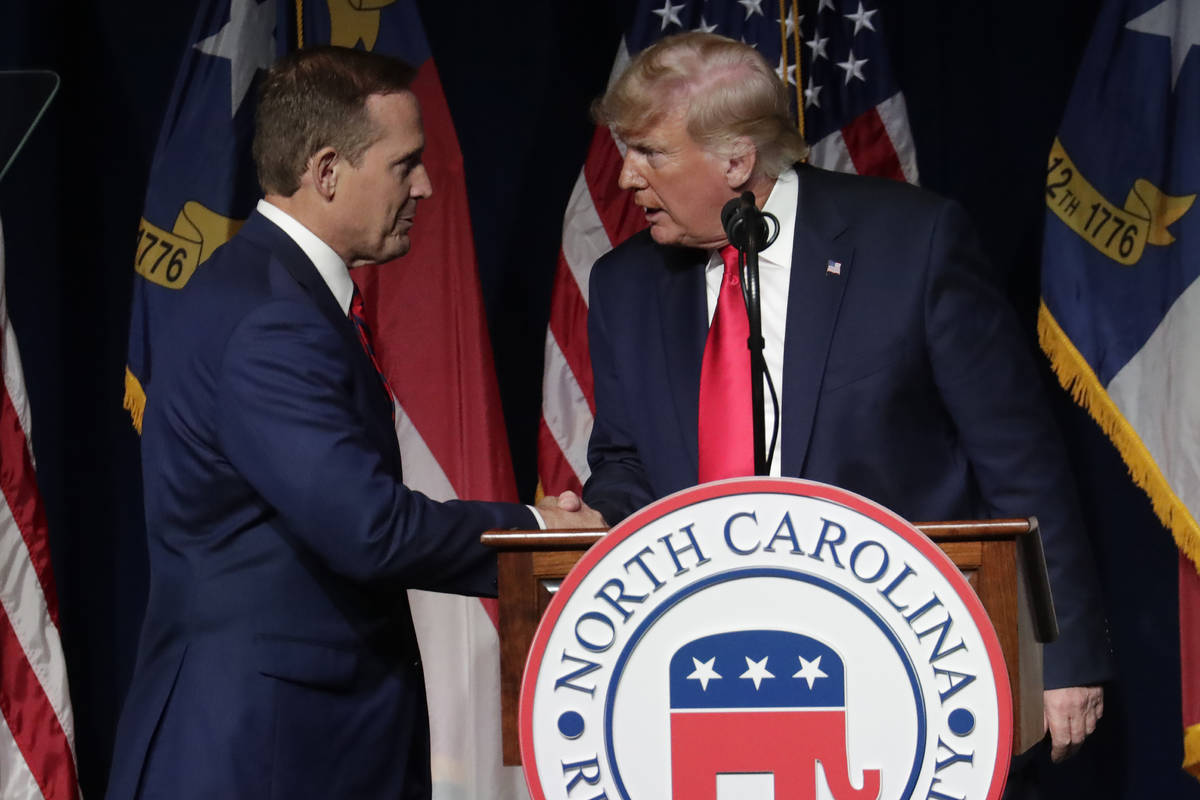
[697,245,754,482]
[349,285,396,419]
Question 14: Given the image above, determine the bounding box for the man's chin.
[647,224,682,247]
[349,238,410,269]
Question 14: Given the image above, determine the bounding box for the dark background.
[1,1,1197,797]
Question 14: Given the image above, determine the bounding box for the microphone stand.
[737,224,768,477]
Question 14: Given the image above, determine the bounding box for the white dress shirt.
[703,168,798,477]
[257,199,355,313]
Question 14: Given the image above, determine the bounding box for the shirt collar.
[706,167,799,274]
[256,199,355,314]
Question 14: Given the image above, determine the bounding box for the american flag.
[0,217,79,798]
[537,0,919,498]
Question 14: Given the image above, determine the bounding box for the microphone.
[720,191,778,252]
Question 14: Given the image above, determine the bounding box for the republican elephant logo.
[668,630,881,800]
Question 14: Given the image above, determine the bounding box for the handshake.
[535,490,607,530]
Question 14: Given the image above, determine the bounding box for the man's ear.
[725,138,758,189]
[307,147,339,201]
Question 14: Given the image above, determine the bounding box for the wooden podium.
[483,518,1056,765]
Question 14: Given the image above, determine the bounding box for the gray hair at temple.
[593,32,809,180]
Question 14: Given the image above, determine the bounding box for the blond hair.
[594,32,808,179]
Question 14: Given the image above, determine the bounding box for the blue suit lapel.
[781,167,853,476]
[658,247,708,480]
[240,213,399,458]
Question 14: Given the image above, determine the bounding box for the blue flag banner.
[1037,0,1199,773]
[124,0,287,430]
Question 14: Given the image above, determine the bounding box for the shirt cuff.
[526,505,547,530]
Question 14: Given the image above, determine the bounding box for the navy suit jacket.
[583,165,1110,689]
[107,212,534,799]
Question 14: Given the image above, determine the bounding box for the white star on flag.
[807,33,830,61]
[1126,0,1200,90]
[837,51,870,85]
[777,55,797,86]
[818,0,837,13]
[793,655,829,689]
[784,8,803,37]
[738,0,765,20]
[740,656,774,690]
[846,2,879,36]
[805,76,823,108]
[696,15,719,34]
[194,0,276,118]
[651,0,685,31]
[687,656,722,691]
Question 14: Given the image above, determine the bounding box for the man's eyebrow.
[395,146,424,164]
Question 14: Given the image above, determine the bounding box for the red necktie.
[349,285,397,418]
[698,245,753,482]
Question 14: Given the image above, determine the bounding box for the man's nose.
[411,164,433,199]
[617,152,644,191]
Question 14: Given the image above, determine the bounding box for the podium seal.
[520,479,1012,800]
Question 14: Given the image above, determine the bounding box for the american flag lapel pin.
[826,259,842,276]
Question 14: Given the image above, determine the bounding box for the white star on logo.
[740,656,774,690]
[792,655,829,689]
[837,51,869,84]
[777,55,797,86]
[804,76,823,108]
[739,0,765,20]
[1126,0,1200,90]
[686,657,722,691]
[651,0,685,31]
[845,2,878,36]
[194,0,277,118]
[696,15,719,34]
[806,33,830,61]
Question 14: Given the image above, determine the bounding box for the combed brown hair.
[253,45,417,196]
[594,32,808,179]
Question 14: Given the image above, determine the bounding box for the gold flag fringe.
[1186,723,1200,778]
[1037,301,1200,572]
[123,366,145,435]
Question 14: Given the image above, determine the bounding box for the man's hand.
[1044,685,1104,762]
[536,490,607,530]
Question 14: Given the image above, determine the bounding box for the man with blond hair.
[581,32,1110,779]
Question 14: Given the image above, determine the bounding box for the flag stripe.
[546,257,594,411]
[808,128,856,174]
[0,714,43,800]
[876,93,920,184]
[0,387,59,628]
[840,107,906,182]
[541,333,594,485]
[560,172,605,307]
[0,492,73,744]
[0,594,78,800]
[1181,554,1200,775]
[537,419,584,496]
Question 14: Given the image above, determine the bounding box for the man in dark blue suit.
[107,47,600,799]
[581,32,1110,772]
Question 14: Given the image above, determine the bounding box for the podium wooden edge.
[485,518,1045,766]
